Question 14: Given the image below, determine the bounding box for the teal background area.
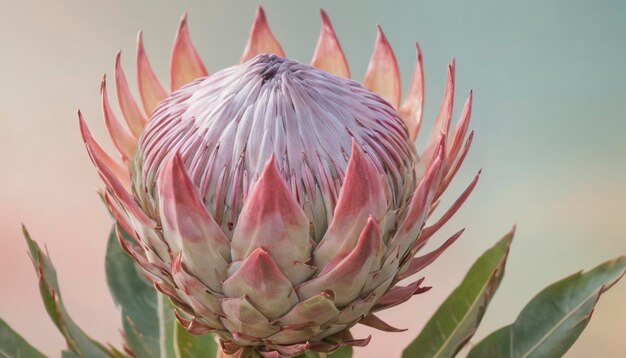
[0,1,624,356]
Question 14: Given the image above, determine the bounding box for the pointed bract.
[114,52,147,137]
[78,111,131,190]
[223,248,298,319]
[80,113,155,234]
[276,291,339,327]
[298,217,383,306]
[221,297,280,338]
[158,154,230,290]
[374,278,431,311]
[388,141,444,257]
[170,13,208,91]
[311,10,350,79]
[171,254,224,324]
[231,156,314,285]
[447,90,473,166]
[104,191,137,242]
[424,169,480,242]
[240,6,285,63]
[359,313,407,332]
[438,130,475,198]
[398,229,464,281]
[314,141,387,271]
[137,32,168,115]
[363,26,401,108]
[421,60,455,166]
[399,43,424,141]
[101,75,136,161]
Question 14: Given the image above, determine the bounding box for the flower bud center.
[134,54,416,239]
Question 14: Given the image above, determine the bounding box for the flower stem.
[158,294,176,358]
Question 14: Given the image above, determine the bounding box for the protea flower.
[79,7,477,357]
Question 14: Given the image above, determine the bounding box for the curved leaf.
[105,226,160,358]
[174,322,217,358]
[23,226,112,358]
[402,228,515,358]
[0,318,46,358]
[468,256,626,358]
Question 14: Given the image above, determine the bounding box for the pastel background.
[1,0,625,356]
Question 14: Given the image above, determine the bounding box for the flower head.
[80,7,477,357]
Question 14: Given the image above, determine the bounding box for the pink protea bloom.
[80,7,476,357]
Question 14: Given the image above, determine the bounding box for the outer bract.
[80,7,477,357]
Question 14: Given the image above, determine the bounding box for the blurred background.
[1,0,625,356]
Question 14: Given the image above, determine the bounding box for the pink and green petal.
[231,156,314,285]
[314,141,387,271]
[276,291,339,327]
[219,340,244,355]
[267,326,322,346]
[223,248,297,319]
[335,274,394,324]
[158,153,230,290]
[260,342,310,357]
[171,253,223,313]
[114,226,167,284]
[175,311,216,336]
[362,245,400,293]
[137,225,172,266]
[176,288,224,329]
[298,217,383,306]
[220,296,280,338]
[313,330,371,349]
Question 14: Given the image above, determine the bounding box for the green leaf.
[0,318,46,358]
[468,256,626,358]
[402,228,515,358]
[23,225,113,358]
[105,226,160,358]
[174,321,217,358]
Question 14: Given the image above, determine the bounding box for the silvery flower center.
[134,54,416,240]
